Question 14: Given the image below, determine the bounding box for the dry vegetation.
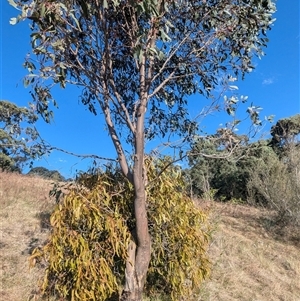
[198,202,300,301]
[0,171,55,301]
[0,171,299,301]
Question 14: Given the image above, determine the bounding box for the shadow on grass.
[38,211,52,231]
[217,203,300,248]
[259,215,300,248]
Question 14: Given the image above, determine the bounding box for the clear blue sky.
[1,1,299,178]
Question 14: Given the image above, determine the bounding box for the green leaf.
[59,62,67,69]
[78,0,89,17]
[240,95,248,103]
[149,47,158,56]
[159,28,171,42]
[23,78,30,88]
[266,115,275,122]
[228,96,238,104]
[158,51,165,60]
[226,107,235,116]
[139,49,143,63]
[232,119,241,126]
[69,12,82,31]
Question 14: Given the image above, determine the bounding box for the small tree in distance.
[270,114,300,153]
[11,0,276,300]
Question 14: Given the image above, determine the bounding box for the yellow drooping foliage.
[30,157,210,301]
[145,159,210,301]
[31,171,132,301]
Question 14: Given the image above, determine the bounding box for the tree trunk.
[121,177,151,301]
[121,200,151,301]
[121,236,149,301]
[119,50,152,300]
[121,93,151,300]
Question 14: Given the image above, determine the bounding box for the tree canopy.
[270,114,300,151]
[27,166,66,181]
[11,0,275,143]
[0,100,42,171]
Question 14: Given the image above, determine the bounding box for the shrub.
[247,144,300,227]
[31,157,210,301]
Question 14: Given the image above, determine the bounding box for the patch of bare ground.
[1,172,299,301]
[198,201,300,301]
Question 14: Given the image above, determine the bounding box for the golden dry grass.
[0,171,299,301]
[198,202,300,301]
[0,171,55,301]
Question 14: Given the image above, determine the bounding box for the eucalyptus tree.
[10,0,276,300]
[270,114,300,152]
[188,131,250,200]
[0,100,41,171]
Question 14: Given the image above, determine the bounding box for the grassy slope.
[0,171,54,301]
[0,171,299,301]
[198,202,300,301]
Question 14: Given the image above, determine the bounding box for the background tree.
[270,114,300,153]
[27,166,66,181]
[11,0,276,300]
[188,130,249,200]
[188,133,285,203]
[189,115,300,228]
[248,114,300,226]
[0,100,42,172]
[247,140,300,227]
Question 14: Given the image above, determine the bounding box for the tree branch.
[49,146,117,162]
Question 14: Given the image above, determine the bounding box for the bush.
[0,151,22,173]
[247,144,300,227]
[188,139,274,202]
[31,157,210,301]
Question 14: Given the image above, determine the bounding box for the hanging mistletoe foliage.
[31,157,210,301]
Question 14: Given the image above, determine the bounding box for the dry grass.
[198,202,300,301]
[0,171,55,301]
[0,171,299,301]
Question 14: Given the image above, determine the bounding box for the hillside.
[198,202,300,300]
[0,171,299,301]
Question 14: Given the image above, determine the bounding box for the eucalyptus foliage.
[0,100,42,171]
[270,114,300,152]
[10,0,276,139]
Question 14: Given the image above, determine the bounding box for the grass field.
[0,171,299,301]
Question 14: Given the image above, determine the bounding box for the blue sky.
[1,1,299,178]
